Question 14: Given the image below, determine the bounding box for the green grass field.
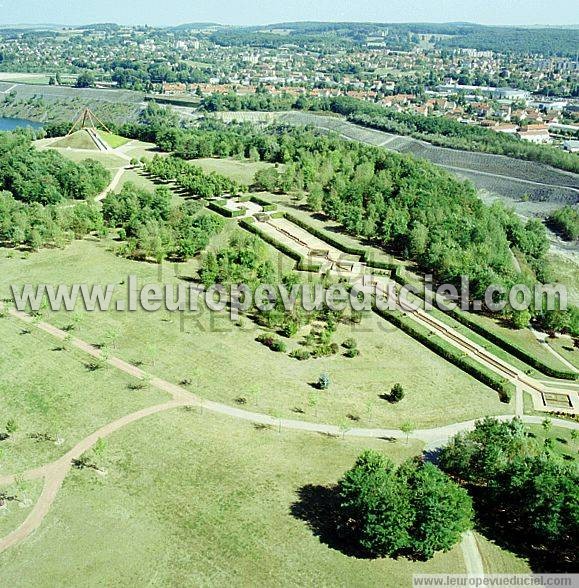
[546,336,579,370]
[475,533,531,574]
[526,423,578,462]
[0,238,511,430]
[97,130,130,149]
[0,479,43,539]
[0,73,78,85]
[0,314,168,473]
[0,409,472,586]
[191,157,278,186]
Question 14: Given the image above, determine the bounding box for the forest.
[119,108,552,299]
[0,132,110,204]
[198,93,579,174]
[439,418,578,570]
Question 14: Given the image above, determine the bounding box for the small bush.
[389,383,405,403]
[257,333,286,352]
[344,347,359,358]
[290,348,311,361]
[342,337,357,350]
[270,339,287,352]
[318,373,330,390]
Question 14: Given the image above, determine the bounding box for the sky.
[0,0,577,27]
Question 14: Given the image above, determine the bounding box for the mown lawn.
[0,479,43,538]
[546,335,579,370]
[0,409,474,586]
[97,130,130,149]
[526,423,578,462]
[0,314,168,473]
[475,533,530,574]
[191,157,278,186]
[0,238,511,430]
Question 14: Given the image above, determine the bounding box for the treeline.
[102,183,224,262]
[438,26,579,58]
[0,190,104,250]
[142,154,243,198]
[326,97,579,174]
[118,108,549,297]
[200,90,298,113]
[0,132,111,204]
[197,92,579,174]
[547,206,579,241]
[100,106,571,331]
[440,418,578,570]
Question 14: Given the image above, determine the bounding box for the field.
[0,72,78,85]
[191,157,277,186]
[0,480,44,538]
[0,239,511,429]
[0,314,168,473]
[97,130,130,149]
[1,143,573,578]
[0,409,476,586]
[546,336,579,370]
[526,423,578,462]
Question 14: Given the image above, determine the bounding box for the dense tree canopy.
[337,450,473,560]
[102,182,223,262]
[0,190,104,250]
[439,417,578,569]
[0,133,110,204]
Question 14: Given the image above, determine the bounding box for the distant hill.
[171,23,222,31]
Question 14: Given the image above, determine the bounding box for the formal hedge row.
[239,218,322,273]
[374,306,514,403]
[250,195,278,212]
[207,201,245,218]
[374,262,577,381]
[283,212,404,274]
[445,308,577,381]
[248,207,574,382]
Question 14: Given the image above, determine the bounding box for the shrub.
[270,339,287,353]
[290,348,311,361]
[281,320,299,338]
[344,347,360,358]
[318,373,330,390]
[257,333,286,352]
[342,337,357,350]
[389,383,405,403]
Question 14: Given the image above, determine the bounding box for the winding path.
[1,304,578,559]
[0,401,187,554]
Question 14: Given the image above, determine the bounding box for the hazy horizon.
[0,0,577,28]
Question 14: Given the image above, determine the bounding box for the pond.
[0,117,43,131]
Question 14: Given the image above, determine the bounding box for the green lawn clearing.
[97,130,130,149]
[191,157,278,186]
[0,314,168,473]
[0,238,511,431]
[0,409,473,586]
